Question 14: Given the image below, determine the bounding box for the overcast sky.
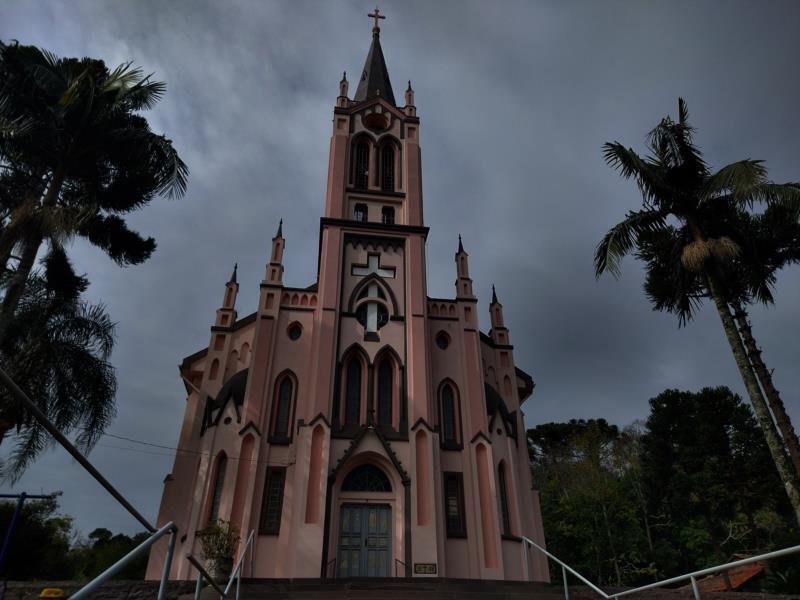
[2,1,799,537]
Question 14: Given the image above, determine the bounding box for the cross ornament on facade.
[368,8,385,30]
[351,254,395,278]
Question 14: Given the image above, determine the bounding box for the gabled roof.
[354,30,395,105]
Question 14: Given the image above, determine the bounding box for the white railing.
[188,528,256,600]
[521,535,800,599]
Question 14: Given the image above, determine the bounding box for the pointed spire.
[354,9,396,105]
[275,218,283,238]
[229,262,238,284]
[339,71,349,98]
[457,234,464,254]
[491,285,498,304]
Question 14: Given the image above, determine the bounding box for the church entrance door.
[337,504,391,577]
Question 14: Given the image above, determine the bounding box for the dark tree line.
[529,387,799,592]
[0,497,148,580]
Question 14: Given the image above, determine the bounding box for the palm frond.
[749,183,800,217]
[594,209,668,278]
[701,160,768,204]
[602,143,668,207]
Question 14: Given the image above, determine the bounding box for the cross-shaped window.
[352,254,394,335]
[351,254,395,278]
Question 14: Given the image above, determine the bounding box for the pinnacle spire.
[491,285,498,304]
[354,9,395,105]
[276,219,283,238]
[457,234,464,254]
[229,262,238,284]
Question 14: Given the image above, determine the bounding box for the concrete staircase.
[232,578,566,600]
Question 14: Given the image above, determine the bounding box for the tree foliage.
[529,388,799,589]
[0,497,148,581]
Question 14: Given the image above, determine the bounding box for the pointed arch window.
[377,357,393,427]
[354,141,369,189]
[345,357,362,426]
[498,462,513,535]
[208,452,227,525]
[440,382,461,450]
[270,373,295,443]
[381,145,394,191]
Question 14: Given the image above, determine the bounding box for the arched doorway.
[337,464,393,577]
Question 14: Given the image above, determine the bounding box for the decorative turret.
[337,72,349,108]
[266,219,285,284]
[353,9,395,105]
[214,263,239,328]
[489,285,509,344]
[455,235,474,299]
[404,80,416,117]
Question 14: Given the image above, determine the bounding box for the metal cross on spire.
[368,7,385,32]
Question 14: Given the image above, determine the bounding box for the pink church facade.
[146,18,548,582]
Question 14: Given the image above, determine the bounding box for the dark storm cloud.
[1,1,799,535]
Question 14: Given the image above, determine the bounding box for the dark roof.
[354,31,395,105]
[210,368,249,410]
[485,382,509,420]
[485,382,517,439]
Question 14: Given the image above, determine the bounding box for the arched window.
[354,141,369,189]
[381,145,394,191]
[342,464,392,492]
[354,203,368,222]
[440,382,460,449]
[498,462,512,535]
[345,358,362,425]
[381,206,395,224]
[209,358,219,380]
[377,358,393,426]
[270,373,295,442]
[208,452,227,525]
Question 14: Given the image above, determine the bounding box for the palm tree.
[0,41,188,344]
[0,274,116,478]
[595,98,800,524]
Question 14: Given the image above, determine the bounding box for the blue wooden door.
[337,504,391,577]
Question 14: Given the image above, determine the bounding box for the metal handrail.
[325,557,337,579]
[190,529,256,600]
[394,558,407,578]
[521,536,608,598]
[72,522,177,600]
[521,535,800,600]
[0,366,179,599]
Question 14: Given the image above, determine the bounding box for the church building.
[146,12,548,582]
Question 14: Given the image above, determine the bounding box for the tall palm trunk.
[0,167,65,347]
[731,300,800,479]
[706,274,800,526]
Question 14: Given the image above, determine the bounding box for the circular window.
[436,331,450,350]
[287,322,302,341]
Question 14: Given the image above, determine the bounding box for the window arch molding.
[374,345,402,429]
[438,379,463,450]
[348,273,399,315]
[269,370,298,444]
[339,344,370,429]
